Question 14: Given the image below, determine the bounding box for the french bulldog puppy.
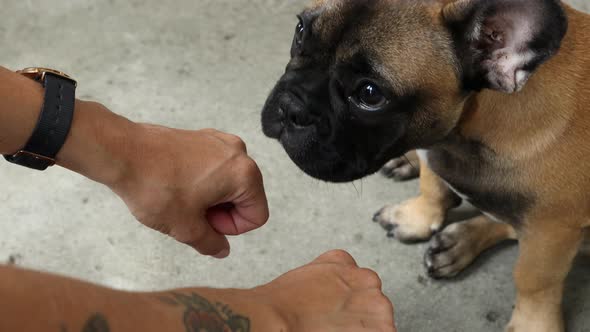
[261,0,590,331]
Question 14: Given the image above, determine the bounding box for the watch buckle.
[12,150,56,166]
[17,67,77,87]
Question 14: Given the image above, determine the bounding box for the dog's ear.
[443,0,568,93]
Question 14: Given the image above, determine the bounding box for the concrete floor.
[1,1,589,331]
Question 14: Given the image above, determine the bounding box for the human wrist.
[148,287,289,332]
[56,100,137,188]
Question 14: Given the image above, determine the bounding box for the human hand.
[253,250,397,332]
[109,125,269,258]
[153,250,396,332]
[55,102,268,258]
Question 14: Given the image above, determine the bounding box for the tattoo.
[158,292,250,332]
[81,314,109,332]
[60,313,109,332]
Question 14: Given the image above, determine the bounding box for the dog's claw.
[424,252,443,279]
[383,223,396,232]
[380,155,420,182]
[372,212,380,222]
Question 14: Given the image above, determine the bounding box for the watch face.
[4,150,55,171]
[17,67,76,86]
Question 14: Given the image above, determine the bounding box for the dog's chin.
[275,126,376,183]
[286,153,372,183]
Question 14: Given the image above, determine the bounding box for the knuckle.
[228,135,247,151]
[377,294,394,311]
[373,294,395,315]
[325,249,354,262]
[239,157,263,182]
[357,268,383,288]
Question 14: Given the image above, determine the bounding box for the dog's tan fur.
[381,3,589,331]
[446,7,589,331]
[306,1,590,331]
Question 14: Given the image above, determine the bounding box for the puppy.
[261,0,590,331]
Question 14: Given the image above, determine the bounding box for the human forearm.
[55,100,135,187]
[0,64,269,257]
[0,265,176,332]
[0,66,133,185]
[0,265,284,332]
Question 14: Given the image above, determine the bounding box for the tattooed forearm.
[61,313,110,332]
[158,292,250,332]
[82,314,109,332]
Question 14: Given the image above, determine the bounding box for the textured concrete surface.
[1,1,589,331]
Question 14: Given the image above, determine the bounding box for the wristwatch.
[4,67,77,170]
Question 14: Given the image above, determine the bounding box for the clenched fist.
[57,102,269,258]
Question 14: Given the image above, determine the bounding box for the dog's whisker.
[351,181,361,197]
[359,179,364,197]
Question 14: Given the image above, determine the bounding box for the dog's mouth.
[262,94,393,183]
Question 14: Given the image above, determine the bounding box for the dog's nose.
[280,93,315,128]
[286,107,314,127]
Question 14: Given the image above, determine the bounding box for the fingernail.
[213,248,230,259]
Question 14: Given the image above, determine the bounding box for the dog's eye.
[295,19,305,46]
[355,83,388,110]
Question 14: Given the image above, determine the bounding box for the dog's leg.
[424,215,517,278]
[373,158,461,242]
[507,222,583,332]
[381,150,420,181]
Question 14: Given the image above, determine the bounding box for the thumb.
[171,218,231,258]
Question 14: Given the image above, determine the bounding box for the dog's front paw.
[506,307,564,332]
[504,324,563,332]
[423,222,480,278]
[380,156,419,181]
[373,197,444,243]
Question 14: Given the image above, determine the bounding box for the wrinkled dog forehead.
[299,0,460,96]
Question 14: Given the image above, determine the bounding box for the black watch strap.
[4,73,76,170]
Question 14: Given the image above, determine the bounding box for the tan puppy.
[261,0,590,331]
